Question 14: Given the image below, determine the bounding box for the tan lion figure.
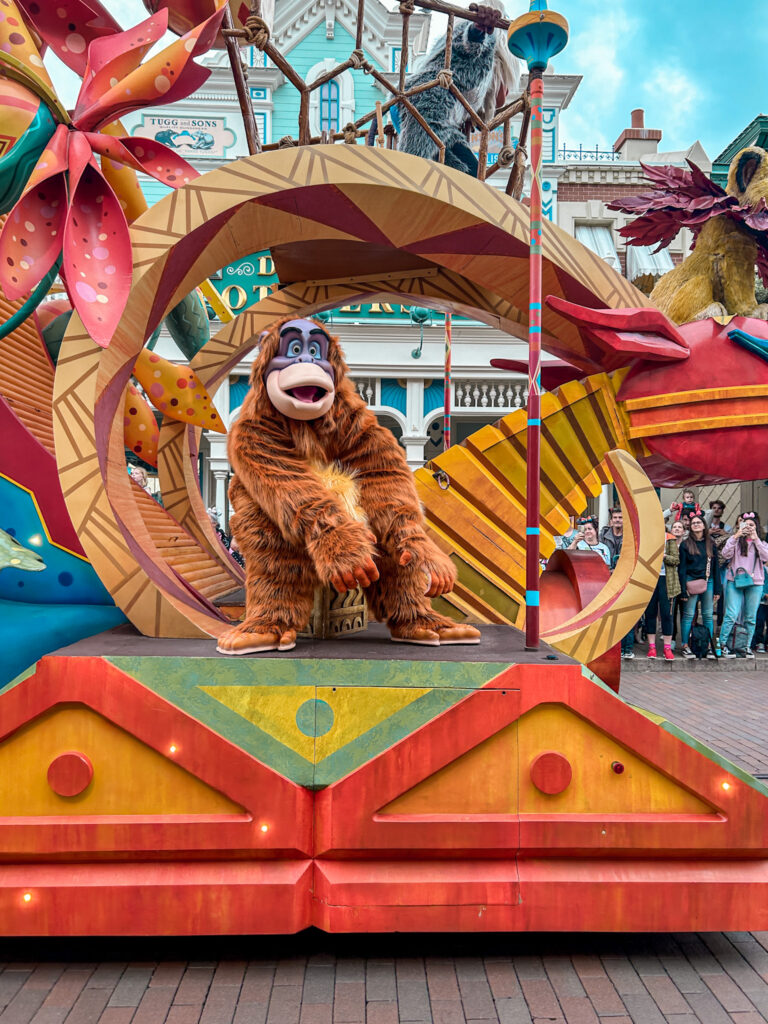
[610,147,768,325]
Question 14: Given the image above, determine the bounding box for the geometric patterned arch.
[52,147,647,639]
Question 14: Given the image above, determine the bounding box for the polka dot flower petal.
[14,0,122,76]
[123,383,159,466]
[134,348,226,435]
[62,142,131,348]
[74,9,170,124]
[0,0,225,348]
[86,132,198,191]
[0,0,57,95]
[0,125,68,301]
[72,3,226,133]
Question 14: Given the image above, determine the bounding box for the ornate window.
[307,59,355,136]
[319,80,340,134]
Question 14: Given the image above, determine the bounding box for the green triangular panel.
[107,656,511,788]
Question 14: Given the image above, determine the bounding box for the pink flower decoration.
[0,3,225,347]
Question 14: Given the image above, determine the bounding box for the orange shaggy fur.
[226,317,458,636]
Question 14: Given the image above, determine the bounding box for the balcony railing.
[354,378,381,406]
[558,145,621,162]
[351,376,530,416]
[454,378,528,410]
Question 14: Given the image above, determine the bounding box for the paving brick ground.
[4,933,768,1024]
[1,669,767,1024]
[621,664,768,778]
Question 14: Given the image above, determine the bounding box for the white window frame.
[307,58,355,136]
[254,110,270,147]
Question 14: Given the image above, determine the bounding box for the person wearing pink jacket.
[720,512,768,658]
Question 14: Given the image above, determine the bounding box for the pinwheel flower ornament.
[0,1,226,346]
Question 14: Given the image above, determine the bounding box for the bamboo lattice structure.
[222,0,530,195]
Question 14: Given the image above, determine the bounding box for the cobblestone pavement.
[621,664,768,778]
[1,670,767,1024]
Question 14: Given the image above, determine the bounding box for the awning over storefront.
[626,243,675,282]
[574,224,621,273]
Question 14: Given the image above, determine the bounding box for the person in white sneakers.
[719,512,768,659]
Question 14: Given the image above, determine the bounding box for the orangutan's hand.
[309,520,380,592]
[397,535,456,597]
[330,556,379,593]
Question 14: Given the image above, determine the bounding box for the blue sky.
[46,0,767,164]
[555,0,768,160]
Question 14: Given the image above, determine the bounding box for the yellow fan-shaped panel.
[0,707,244,816]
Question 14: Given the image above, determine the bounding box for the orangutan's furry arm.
[228,414,375,585]
[331,395,457,591]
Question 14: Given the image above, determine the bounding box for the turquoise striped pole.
[507,0,569,649]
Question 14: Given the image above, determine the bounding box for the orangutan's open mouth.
[287,385,327,403]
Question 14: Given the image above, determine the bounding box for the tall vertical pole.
[222,5,263,156]
[507,0,569,650]
[443,312,452,450]
[525,70,543,649]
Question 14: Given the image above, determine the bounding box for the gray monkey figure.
[397,6,521,175]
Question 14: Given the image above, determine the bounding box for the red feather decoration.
[607,160,768,285]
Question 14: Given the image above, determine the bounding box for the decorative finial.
[507,0,569,72]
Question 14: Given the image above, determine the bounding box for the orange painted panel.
[0,706,244,817]
[379,722,519,815]
[0,861,312,936]
[518,704,713,815]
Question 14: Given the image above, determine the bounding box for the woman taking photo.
[678,513,722,659]
[719,512,768,658]
[567,516,611,566]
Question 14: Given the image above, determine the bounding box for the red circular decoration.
[530,751,572,795]
[47,752,93,797]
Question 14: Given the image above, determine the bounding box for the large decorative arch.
[52,147,647,638]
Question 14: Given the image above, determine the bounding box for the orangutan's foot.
[389,623,440,646]
[389,619,481,647]
[434,623,481,645]
[216,624,297,655]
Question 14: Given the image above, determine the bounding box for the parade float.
[1,0,768,935]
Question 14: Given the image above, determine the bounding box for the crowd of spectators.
[557,489,768,661]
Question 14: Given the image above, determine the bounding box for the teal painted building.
[270,21,384,142]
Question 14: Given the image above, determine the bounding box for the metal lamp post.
[507,0,569,650]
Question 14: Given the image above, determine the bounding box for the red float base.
[4,860,768,935]
[2,625,767,935]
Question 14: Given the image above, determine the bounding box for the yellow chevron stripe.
[623,384,768,411]
[628,411,768,439]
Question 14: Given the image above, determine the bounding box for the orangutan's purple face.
[265,319,336,420]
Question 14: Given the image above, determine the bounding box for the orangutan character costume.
[216,317,481,654]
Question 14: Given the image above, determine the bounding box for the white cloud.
[556,0,640,153]
[642,66,705,150]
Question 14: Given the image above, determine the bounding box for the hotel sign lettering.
[213,253,408,319]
